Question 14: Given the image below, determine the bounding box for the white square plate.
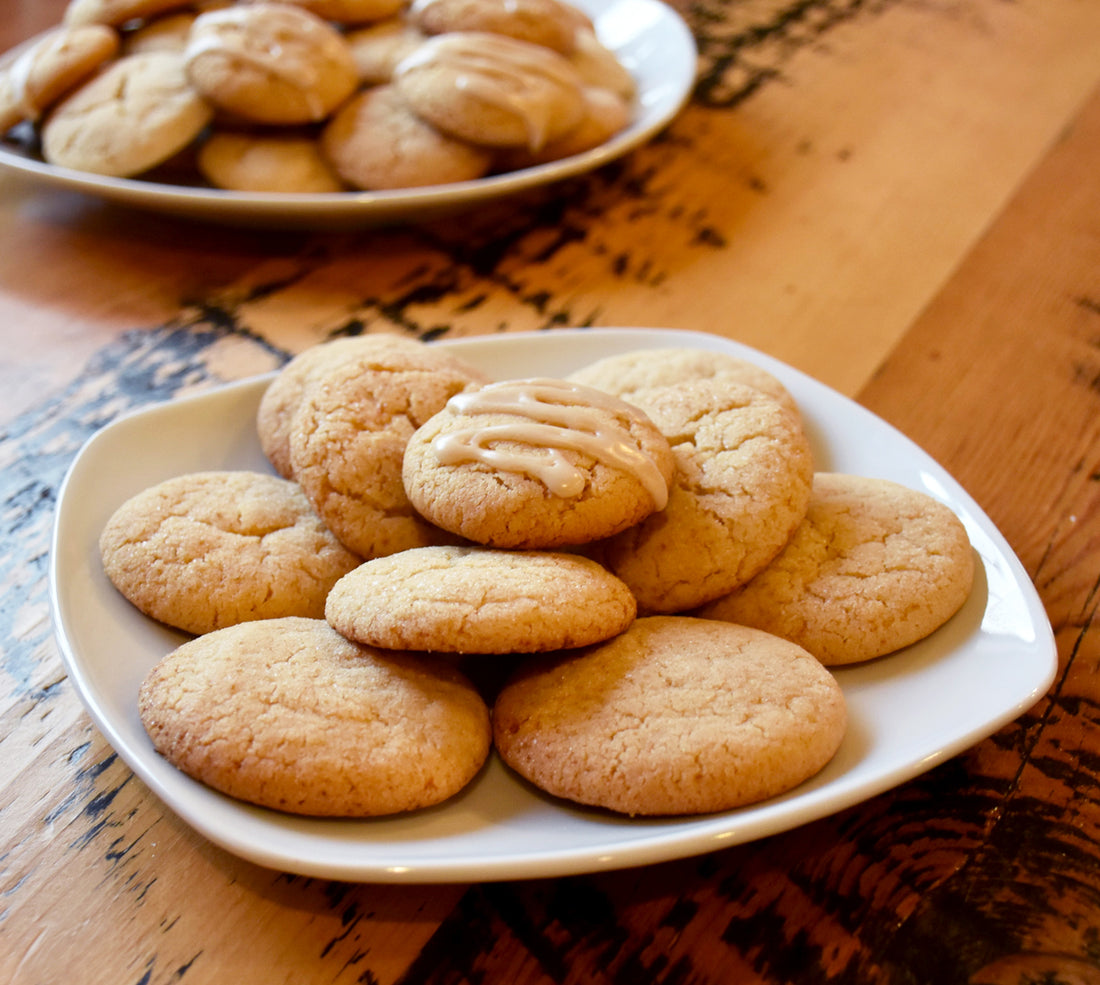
[50,328,1056,881]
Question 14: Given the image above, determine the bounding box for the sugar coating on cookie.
[568,346,800,419]
[326,545,637,653]
[393,31,586,151]
[184,3,358,124]
[697,472,976,665]
[99,470,361,635]
[594,378,813,613]
[408,0,590,55]
[41,51,213,177]
[493,616,848,816]
[287,337,490,559]
[402,377,677,549]
[139,617,491,816]
[321,84,493,190]
[257,335,424,479]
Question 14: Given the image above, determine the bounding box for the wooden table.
[3,0,1099,981]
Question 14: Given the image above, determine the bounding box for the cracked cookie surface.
[591,377,813,613]
[139,617,491,816]
[99,470,361,635]
[326,544,637,653]
[698,472,975,665]
[492,616,847,816]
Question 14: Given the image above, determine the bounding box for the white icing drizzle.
[432,378,669,508]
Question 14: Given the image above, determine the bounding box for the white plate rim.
[49,327,1057,882]
[0,0,696,227]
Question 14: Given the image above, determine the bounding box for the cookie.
[40,50,212,178]
[120,12,197,54]
[198,129,345,192]
[240,0,407,25]
[568,25,635,101]
[345,16,426,84]
[392,32,586,151]
[321,84,492,190]
[326,545,637,653]
[492,616,847,816]
[402,377,677,549]
[139,617,491,816]
[590,377,814,613]
[287,336,490,559]
[407,0,590,56]
[567,345,800,418]
[63,0,193,26]
[0,24,119,133]
[256,335,406,479]
[697,473,976,665]
[184,3,358,125]
[493,85,629,170]
[99,470,361,635]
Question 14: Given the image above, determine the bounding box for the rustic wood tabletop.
[2,0,1099,982]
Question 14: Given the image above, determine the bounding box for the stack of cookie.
[0,0,636,192]
[100,334,974,819]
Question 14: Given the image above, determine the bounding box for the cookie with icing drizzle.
[402,377,677,549]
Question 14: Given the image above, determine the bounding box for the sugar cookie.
[326,545,637,653]
[99,470,361,635]
[698,473,975,665]
[493,616,847,816]
[139,617,491,816]
[402,377,677,549]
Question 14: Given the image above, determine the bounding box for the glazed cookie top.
[697,472,976,665]
[594,377,814,613]
[63,0,193,26]
[407,0,591,55]
[139,617,491,816]
[99,470,362,635]
[325,545,637,653]
[392,31,587,151]
[41,51,213,177]
[492,616,848,816]
[184,3,358,124]
[287,337,490,559]
[402,377,677,549]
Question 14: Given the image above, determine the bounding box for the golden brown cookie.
[591,378,813,614]
[287,337,490,559]
[0,24,119,133]
[240,0,407,25]
[120,12,197,54]
[183,3,358,125]
[407,0,590,55]
[325,545,637,653]
[493,85,629,170]
[198,129,345,192]
[402,377,677,549]
[392,32,586,151]
[40,51,213,177]
[256,335,411,479]
[63,0,193,26]
[492,616,847,816]
[567,345,800,418]
[568,25,635,100]
[99,470,361,635]
[321,84,493,190]
[139,617,491,816]
[345,16,426,84]
[697,473,976,665]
